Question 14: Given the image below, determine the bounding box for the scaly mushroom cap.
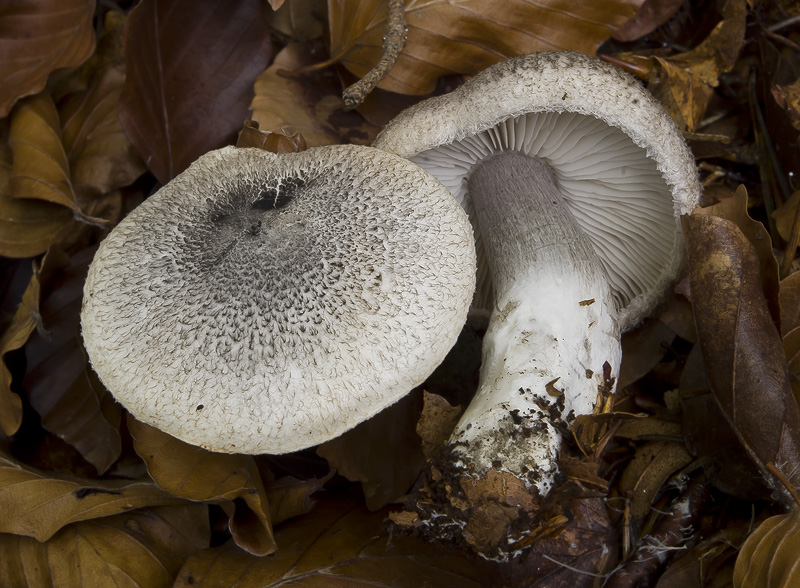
[374,51,701,330]
[81,145,476,454]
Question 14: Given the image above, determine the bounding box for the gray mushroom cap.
[81,144,476,454]
[374,51,701,331]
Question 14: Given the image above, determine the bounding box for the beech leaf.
[174,491,494,588]
[0,128,73,257]
[0,504,209,588]
[128,417,277,555]
[0,452,185,542]
[23,247,123,474]
[8,93,81,215]
[734,508,800,588]
[250,42,379,147]
[328,0,645,96]
[0,257,42,436]
[0,0,95,117]
[60,65,146,205]
[683,212,800,504]
[118,0,272,184]
[317,389,425,510]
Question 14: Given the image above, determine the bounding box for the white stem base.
[448,151,622,496]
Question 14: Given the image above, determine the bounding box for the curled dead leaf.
[684,211,800,505]
[119,0,272,184]
[23,247,122,474]
[128,416,277,556]
[328,0,645,96]
[0,0,95,116]
[0,256,42,436]
[0,451,184,542]
[173,490,494,588]
[734,508,800,588]
[0,503,209,587]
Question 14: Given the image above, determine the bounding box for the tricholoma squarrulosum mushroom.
[374,51,701,555]
[81,144,476,455]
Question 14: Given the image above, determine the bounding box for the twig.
[342,0,406,109]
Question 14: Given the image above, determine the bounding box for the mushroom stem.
[449,151,621,494]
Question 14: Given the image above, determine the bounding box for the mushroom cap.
[373,51,701,331]
[81,144,476,454]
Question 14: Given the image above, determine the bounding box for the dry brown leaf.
[734,508,800,588]
[23,247,122,474]
[328,0,645,96]
[680,345,771,501]
[684,211,800,505]
[269,0,326,41]
[8,93,82,215]
[612,0,683,42]
[0,127,73,258]
[772,190,800,243]
[0,257,42,436]
[236,120,309,153]
[416,390,462,459]
[0,0,95,116]
[128,416,277,556]
[118,0,272,184]
[250,42,379,147]
[619,318,677,390]
[317,390,425,510]
[0,451,185,542]
[772,77,800,131]
[619,0,746,131]
[0,503,209,587]
[696,185,781,329]
[60,64,146,207]
[618,440,693,520]
[173,491,494,588]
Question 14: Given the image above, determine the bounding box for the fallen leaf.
[0,256,42,436]
[60,64,146,207]
[250,41,379,146]
[0,0,95,116]
[612,0,684,42]
[695,185,780,328]
[128,416,277,555]
[173,490,494,588]
[772,189,800,243]
[8,93,83,217]
[317,390,425,510]
[0,503,209,587]
[328,0,645,96]
[0,451,185,542]
[118,0,272,184]
[0,126,73,257]
[618,440,693,520]
[619,318,677,390]
[734,508,800,588]
[23,247,123,474]
[684,211,800,504]
[680,344,771,501]
[416,390,462,459]
[772,77,800,131]
[268,0,326,41]
[617,0,747,131]
[236,120,308,153]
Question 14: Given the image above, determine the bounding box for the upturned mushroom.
[81,144,475,455]
[374,52,700,512]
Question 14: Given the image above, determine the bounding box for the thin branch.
[342,0,407,109]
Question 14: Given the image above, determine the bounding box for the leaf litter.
[1,0,800,586]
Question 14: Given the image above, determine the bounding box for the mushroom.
[81,144,475,455]
[374,52,701,498]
